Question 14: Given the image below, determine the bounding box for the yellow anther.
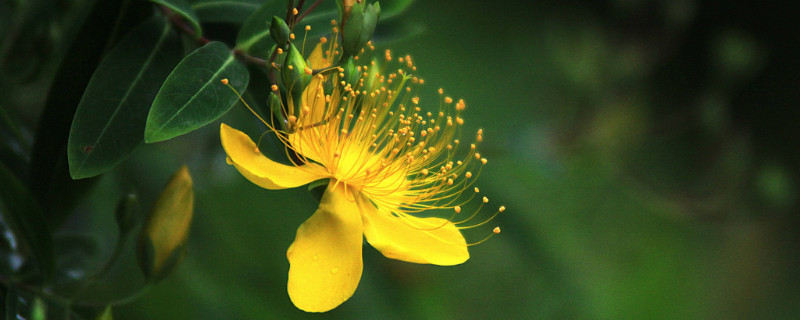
[499,206,506,212]
[438,88,444,94]
[447,179,454,185]
[220,78,229,85]
[304,67,312,75]
[483,197,489,203]
[465,172,472,178]
[474,187,480,193]
[493,227,501,234]
[305,25,311,31]
[454,206,462,213]
[481,158,488,164]
[444,97,453,104]
[331,19,337,26]
[277,48,283,54]
[292,8,298,15]
[288,115,297,124]
[474,153,481,159]
[421,168,429,175]
[271,84,278,92]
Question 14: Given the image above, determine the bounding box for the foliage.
[0,0,415,318]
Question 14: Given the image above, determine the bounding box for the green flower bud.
[114,192,139,237]
[268,92,288,131]
[340,56,360,86]
[282,43,313,117]
[270,16,291,47]
[136,166,194,282]
[342,1,380,57]
[281,43,312,89]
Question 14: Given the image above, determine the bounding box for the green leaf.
[28,0,128,230]
[31,297,46,320]
[192,0,264,24]
[67,16,182,179]
[150,0,202,38]
[234,2,276,56]
[96,305,113,320]
[145,42,249,143]
[4,285,18,320]
[0,162,54,283]
[379,0,415,20]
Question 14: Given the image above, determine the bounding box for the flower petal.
[287,181,364,312]
[220,123,329,189]
[358,195,469,266]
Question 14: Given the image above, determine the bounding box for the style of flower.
[220,41,502,312]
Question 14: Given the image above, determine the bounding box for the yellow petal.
[220,123,329,189]
[358,195,469,266]
[287,181,364,312]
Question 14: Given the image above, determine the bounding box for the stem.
[296,0,325,24]
[159,5,210,46]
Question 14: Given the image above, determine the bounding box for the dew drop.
[331,267,339,274]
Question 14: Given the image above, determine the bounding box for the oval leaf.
[67,16,182,179]
[150,0,202,38]
[145,42,249,143]
[192,0,263,24]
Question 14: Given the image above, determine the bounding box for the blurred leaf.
[235,2,275,56]
[379,0,414,20]
[67,16,183,179]
[53,234,101,285]
[192,0,264,24]
[28,0,135,228]
[150,0,203,38]
[96,305,113,320]
[137,166,194,281]
[5,285,18,320]
[0,162,54,283]
[145,42,249,143]
[31,297,46,320]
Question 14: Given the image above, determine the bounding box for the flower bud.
[282,43,313,115]
[270,16,291,47]
[136,166,194,282]
[340,56,360,86]
[114,192,139,237]
[341,1,380,58]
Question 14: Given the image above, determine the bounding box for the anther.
[305,25,311,31]
[465,172,472,178]
[454,206,462,213]
[493,227,501,234]
[444,97,453,104]
[474,187,480,193]
[499,206,506,212]
[220,78,229,85]
[292,8,298,15]
[483,197,489,203]
[481,158,488,164]
[271,85,278,92]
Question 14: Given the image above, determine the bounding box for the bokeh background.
[3,0,800,319]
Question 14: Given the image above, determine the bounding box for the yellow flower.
[220,42,500,312]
